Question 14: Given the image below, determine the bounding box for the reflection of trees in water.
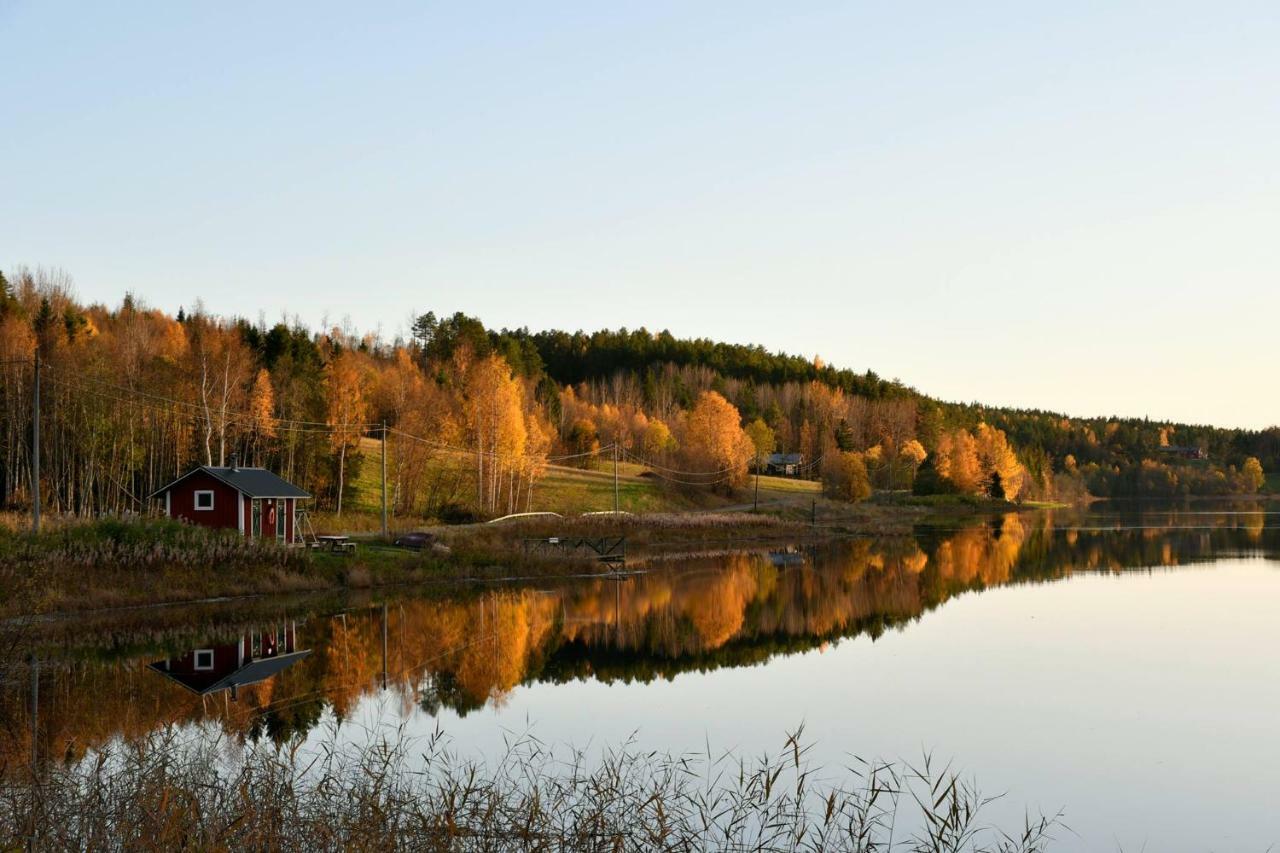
[4,506,1277,766]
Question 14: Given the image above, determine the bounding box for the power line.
[43,367,378,433]
[41,362,365,429]
[639,470,733,486]
[51,381,349,436]
[389,426,615,465]
[620,448,736,478]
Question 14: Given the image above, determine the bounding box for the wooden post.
[380,421,388,539]
[613,443,619,515]
[31,351,40,534]
[381,602,388,691]
[753,452,760,512]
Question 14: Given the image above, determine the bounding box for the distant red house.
[149,622,310,699]
[149,456,311,542]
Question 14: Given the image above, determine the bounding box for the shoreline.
[0,498,1044,620]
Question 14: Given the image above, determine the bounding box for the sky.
[2,2,1277,429]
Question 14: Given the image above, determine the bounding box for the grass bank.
[0,513,814,618]
[0,518,435,619]
[1,485,1051,618]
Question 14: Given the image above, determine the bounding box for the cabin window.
[194,490,215,511]
[194,649,215,670]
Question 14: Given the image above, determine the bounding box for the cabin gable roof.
[767,453,805,465]
[148,466,312,500]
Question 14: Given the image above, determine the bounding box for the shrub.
[437,502,482,524]
[823,451,872,502]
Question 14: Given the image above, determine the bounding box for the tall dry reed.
[2,725,1061,851]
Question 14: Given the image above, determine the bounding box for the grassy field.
[340,437,821,526]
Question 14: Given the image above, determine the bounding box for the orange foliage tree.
[679,391,754,490]
[325,349,368,516]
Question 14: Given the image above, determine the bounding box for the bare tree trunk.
[476,429,484,513]
[336,443,346,516]
[217,351,231,466]
[200,352,214,466]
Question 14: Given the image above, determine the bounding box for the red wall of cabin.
[238,495,298,541]
[166,471,242,533]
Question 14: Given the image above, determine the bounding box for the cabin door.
[251,500,262,537]
[275,500,286,541]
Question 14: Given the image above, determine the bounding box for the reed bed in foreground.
[0,516,308,573]
[2,726,1060,852]
[0,516,329,617]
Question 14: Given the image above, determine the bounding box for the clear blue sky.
[3,2,1277,429]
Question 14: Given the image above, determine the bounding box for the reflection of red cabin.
[149,622,310,698]
[148,457,311,542]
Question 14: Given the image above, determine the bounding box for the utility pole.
[32,351,40,534]
[380,421,388,539]
[753,452,760,512]
[613,444,620,515]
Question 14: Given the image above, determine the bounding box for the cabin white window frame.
[194,490,215,511]
[193,649,215,670]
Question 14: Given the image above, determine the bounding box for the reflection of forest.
[3,507,1276,768]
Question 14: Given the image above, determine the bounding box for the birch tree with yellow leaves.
[679,391,754,490]
[325,349,368,516]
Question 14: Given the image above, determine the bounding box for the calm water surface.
[6,502,1280,851]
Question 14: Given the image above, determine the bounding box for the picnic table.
[314,534,357,555]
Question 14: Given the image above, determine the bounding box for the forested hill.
[411,311,910,399]
[0,269,1274,519]
[418,310,1279,477]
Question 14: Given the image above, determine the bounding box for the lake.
[5,502,1279,851]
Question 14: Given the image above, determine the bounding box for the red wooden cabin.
[149,456,311,542]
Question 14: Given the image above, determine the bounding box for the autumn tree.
[744,418,776,464]
[891,438,927,491]
[462,353,527,513]
[935,429,983,495]
[974,423,1025,501]
[641,418,676,459]
[823,451,872,502]
[325,349,368,516]
[519,411,553,512]
[566,419,600,468]
[186,311,253,467]
[679,391,753,490]
[247,368,277,464]
[1242,457,1265,493]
